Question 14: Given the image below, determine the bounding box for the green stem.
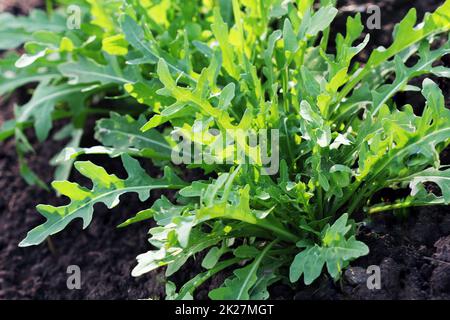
[346,186,369,216]
[283,118,294,164]
[237,240,278,300]
[336,69,367,103]
[320,28,330,52]
[176,257,241,299]
[46,0,53,16]
[257,219,298,243]
[297,41,307,67]
[368,201,414,214]
[282,66,289,113]
[330,180,362,216]
[368,200,446,215]
[317,187,324,219]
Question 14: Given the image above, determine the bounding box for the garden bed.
[1,0,450,300]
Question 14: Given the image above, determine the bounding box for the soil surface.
[1,0,450,300]
[0,0,43,14]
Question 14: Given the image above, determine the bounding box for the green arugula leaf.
[95,112,173,161]
[0,53,59,96]
[209,241,277,300]
[372,40,450,114]
[59,57,138,86]
[338,1,450,101]
[0,10,66,49]
[19,155,186,247]
[290,214,368,284]
[16,82,90,142]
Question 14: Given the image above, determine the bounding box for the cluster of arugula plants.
[1,0,450,299]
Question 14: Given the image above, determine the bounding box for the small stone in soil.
[344,267,367,286]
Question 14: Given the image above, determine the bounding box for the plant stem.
[46,236,57,255]
[176,257,241,299]
[283,118,294,164]
[346,187,369,216]
[330,181,361,216]
[367,200,447,214]
[46,0,53,16]
[257,219,298,243]
[317,187,324,219]
[368,202,411,214]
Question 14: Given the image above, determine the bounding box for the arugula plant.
[1,0,449,299]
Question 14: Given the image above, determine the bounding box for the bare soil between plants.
[1,0,450,300]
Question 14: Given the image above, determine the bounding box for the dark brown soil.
[0,121,167,299]
[1,0,450,300]
[0,0,43,14]
[267,206,450,300]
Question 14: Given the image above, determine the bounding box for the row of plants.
[1,0,449,299]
